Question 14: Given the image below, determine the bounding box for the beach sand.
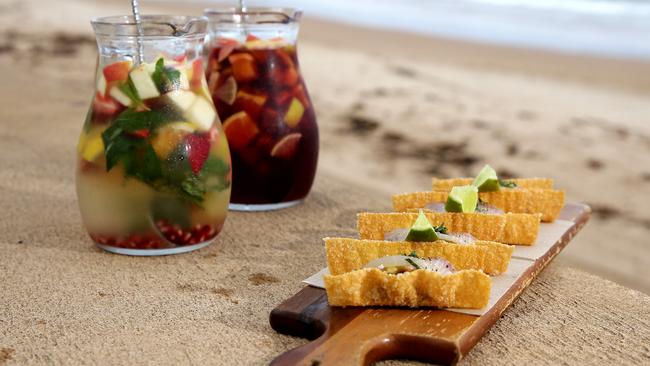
[1,0,649,300]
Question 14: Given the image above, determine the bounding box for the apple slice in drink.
[166,90,197,111]
[223,111,259,151]
[284,98,305,128]
[130,64,160,99]
[109,86,132,107]
[182,96,216,132]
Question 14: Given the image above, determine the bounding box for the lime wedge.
[445,185,479,213]
[471,164,500,192]
[405,210,439,242]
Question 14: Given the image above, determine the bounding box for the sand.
[1,0,650,363]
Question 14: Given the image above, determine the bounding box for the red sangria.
[205,8,318,211]
[77,16,231,255]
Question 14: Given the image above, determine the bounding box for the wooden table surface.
[0,24,649,366]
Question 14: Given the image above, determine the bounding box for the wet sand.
[1,0,649,294]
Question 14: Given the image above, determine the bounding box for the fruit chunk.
[223,111,259,150]
[92,92,120,116]
[217,38,238,62]
[151,122,195,158]
[177,67,190,90]
[96,73,107,96]
[270,133,301,159]
[185,97,216,131]
[103,61,132,82]
[166,90,197,111]
[234,89,267,120]
[129,64,160,99]
[445,185,478,213]
[229,53,259,82]
[186,134,211,174]
[215,76,238,106]
[284,98,304,127]
[77,129,105,162]
[472,164,499,192]
[245,38,287,50]
[109,86,132,107]
[405,210,439,242]
[190,59,203,90]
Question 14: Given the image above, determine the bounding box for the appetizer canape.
[428,165,565,222]
[392,182,541,245]
[324,254,491,309]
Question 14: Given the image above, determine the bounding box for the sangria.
[76,16,231,255]
[205,8,318,210]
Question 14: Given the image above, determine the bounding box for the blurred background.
[1,0,648,292]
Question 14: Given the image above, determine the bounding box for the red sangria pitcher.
[76,16,232,255]
[205,8,318,211]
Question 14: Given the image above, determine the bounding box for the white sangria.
[77,16,231,255]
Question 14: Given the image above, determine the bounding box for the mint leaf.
[151,58,182,93]
[119,77,142,105]
[181,177,205,203]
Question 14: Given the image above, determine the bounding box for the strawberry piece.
[223,111,259,151]
[103,61,132,83]
[270,133,302,159]
[173,54,186,63]
[186,133,211,174]
[92,92,121,116]
[129,129,150,139]
[229,53,259,82]
[191,59,204,89]
[246,34,260,42]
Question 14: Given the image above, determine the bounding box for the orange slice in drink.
[223,111,259,151]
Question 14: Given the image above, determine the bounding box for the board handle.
[270,288,461,365]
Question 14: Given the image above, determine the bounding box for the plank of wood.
[269,203,591,365]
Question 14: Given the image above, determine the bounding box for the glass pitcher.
[76,15,232,256]
[204,8,318,211]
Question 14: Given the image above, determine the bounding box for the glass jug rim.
[92,15,208,38]
[204,7,302,24]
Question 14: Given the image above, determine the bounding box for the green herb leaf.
[433,224,448,234]
[405,258,421,270]
[499,179,517,188]
[118,77,142,105]
[180,177,206,203]
[407,251,419,258]
[151,57,182,93]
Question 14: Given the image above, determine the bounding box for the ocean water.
[172,0,650,59]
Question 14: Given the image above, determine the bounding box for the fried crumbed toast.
[393,190,562,222]
[325,237,512,276]
[432,178,554,191]
[361,211,538,245]
[324,268,491,309]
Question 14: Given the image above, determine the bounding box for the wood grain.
[269,203,591,365]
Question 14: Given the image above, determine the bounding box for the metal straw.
[238,0,247,12]
[131,0,144,64]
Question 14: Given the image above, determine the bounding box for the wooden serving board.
[269,203,591,366]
